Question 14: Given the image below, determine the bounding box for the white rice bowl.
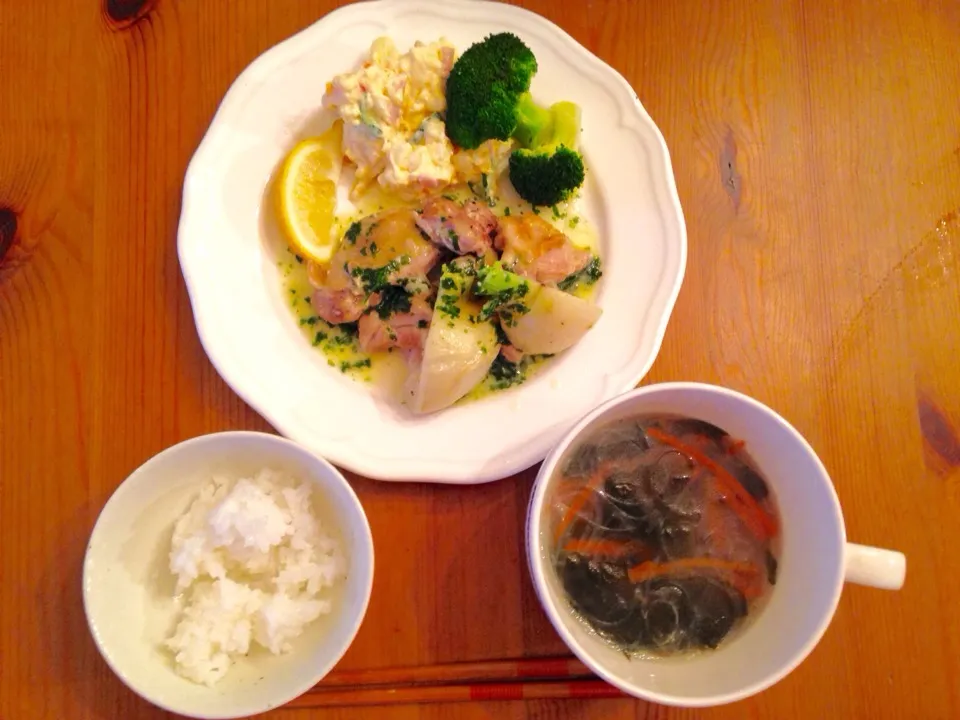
[82,431,374,720]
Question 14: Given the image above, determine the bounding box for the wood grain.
[2,0,959,718]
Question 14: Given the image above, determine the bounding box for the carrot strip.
[627,558,758,582]
[561,539,644,558]
[646,427,778,540]
[552,464,611,544]
[627,558,763,598]
[554,478,585,498]
[723,438,746,454]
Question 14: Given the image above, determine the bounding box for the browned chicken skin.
[358,295,433,353]
[415,196,499,260]
[310,286,380,325]
[308,208,440,325]
[495,214,591,286]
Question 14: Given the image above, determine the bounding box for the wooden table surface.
[2,0,959,718]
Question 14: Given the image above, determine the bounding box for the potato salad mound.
[322,36,510,199]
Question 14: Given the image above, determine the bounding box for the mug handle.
[844,543,906,590]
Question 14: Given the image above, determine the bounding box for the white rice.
[164,469,345,686]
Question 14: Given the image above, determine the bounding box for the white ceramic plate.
[177,0,687,484]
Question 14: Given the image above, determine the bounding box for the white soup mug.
[526,382,906,707]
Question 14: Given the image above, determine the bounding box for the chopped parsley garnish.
[350,256,410,294]
[485,353,552,391]
[340,358,372,373]
[374,285,412,319]
[557,255,603,292]
[344,222,362,245]
[488,355,527,390]
[437,281,463,319]
[438,296,461,319]
[312,330,328,346]
[491,296,529,327]
[449,230,460,252]
[442,257,478,278]
[339,321,359,338]
[434,261,478,320]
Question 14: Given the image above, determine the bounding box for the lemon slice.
[276,121,344,263]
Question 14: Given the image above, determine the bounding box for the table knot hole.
[0,207,17,263]
[103,0,157,28]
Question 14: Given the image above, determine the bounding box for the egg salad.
[322,36,511,199]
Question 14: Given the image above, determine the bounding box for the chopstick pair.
[296,656,627,708]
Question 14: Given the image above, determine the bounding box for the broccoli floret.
[474,261,534,325]
[509,99,585,207]
[444,33,538,149]
[475,260,528,296]
[513,92,553,148]
[443,32,587,206]
[509,146,585,207]
[512,95,577,148]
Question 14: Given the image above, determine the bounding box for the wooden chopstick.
[315,656,594,688]
[294,656,625,709]
[295,679,625,708]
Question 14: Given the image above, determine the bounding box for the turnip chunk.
[502,285,602,355]
[407,263,499,414]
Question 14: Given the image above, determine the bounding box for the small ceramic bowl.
[82,431,374,719]
[526,382,905,707]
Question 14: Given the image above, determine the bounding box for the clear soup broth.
[547,414,780,656]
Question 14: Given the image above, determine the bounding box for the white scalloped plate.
[177,0,687,484]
